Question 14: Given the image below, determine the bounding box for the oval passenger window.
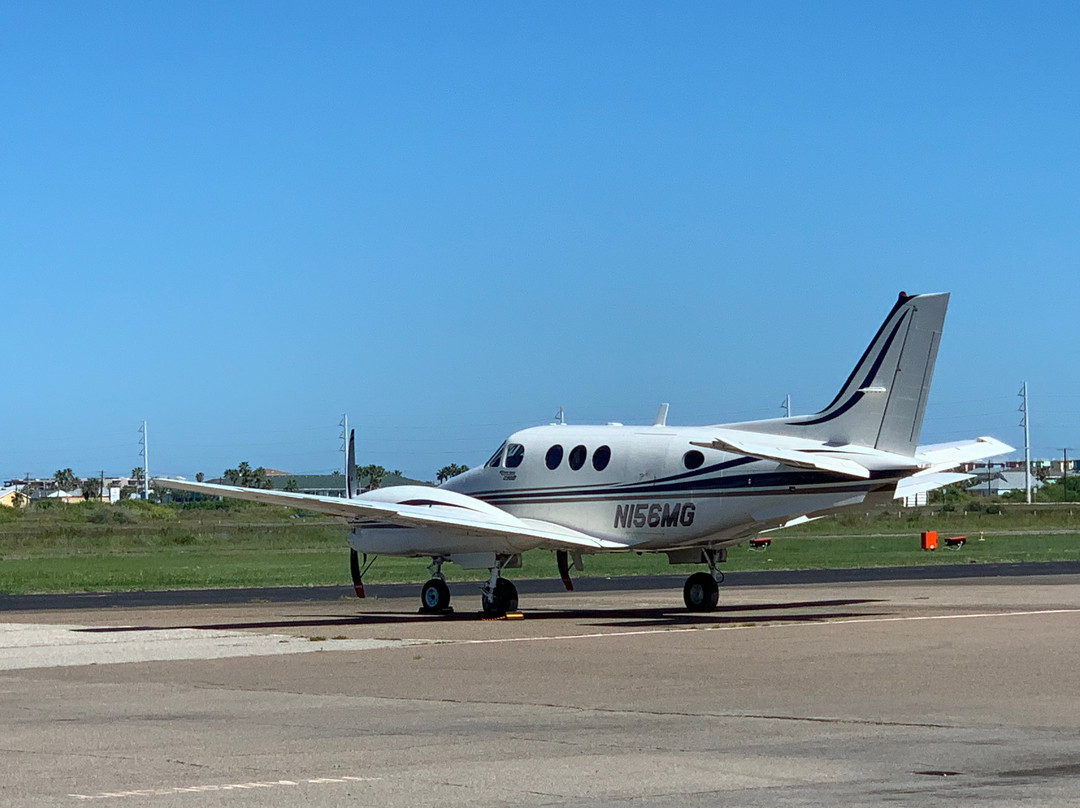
[683,450,705,470]
[592,445,611,471]
[545,445,564,470]
[568,445,587,471]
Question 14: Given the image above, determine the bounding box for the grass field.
[0,499,1078,595]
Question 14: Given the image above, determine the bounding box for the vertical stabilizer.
[737,292,948,456]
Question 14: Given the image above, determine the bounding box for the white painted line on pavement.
[70,775,379,800]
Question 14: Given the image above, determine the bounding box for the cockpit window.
[568,444,587,470]
[485,442,507,468]
[505,443,525,468]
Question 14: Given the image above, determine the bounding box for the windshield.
[505,443,525,468]
[485,442,507,468]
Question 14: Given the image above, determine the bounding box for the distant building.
[268,474,348,497]
[0,486,24,508]
[265,471,426,496]
[44,489,84,504]
[1,476,139,504]
[967,470,1043,497]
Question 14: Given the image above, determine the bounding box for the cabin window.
[568,444,587,470]
[683,450,704,470]
[485,442,507,468]
[592,445,611,471]
[545,445,563,470]
[505,443,525,468]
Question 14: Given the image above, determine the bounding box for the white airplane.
[155,292,1011,614]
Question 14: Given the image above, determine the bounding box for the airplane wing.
[691,428,921,479]
[152,478,628,551]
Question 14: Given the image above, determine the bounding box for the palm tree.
[82,477,103,501]
[359,464,386,491]
[54,468,77,492]
[437,463,469,484]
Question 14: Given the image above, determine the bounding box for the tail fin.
[741,292,948,456]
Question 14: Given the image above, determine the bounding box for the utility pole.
[138,421,149,500]
[1018,382,1032,503]
[1062,448,1074,503]
[781,394,792,418]
[339,413,349,473]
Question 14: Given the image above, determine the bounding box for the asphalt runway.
[3,571,1080,806]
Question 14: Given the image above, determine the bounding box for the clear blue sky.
[3,2,1078,482]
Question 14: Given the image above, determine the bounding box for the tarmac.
[3,569,1080,806]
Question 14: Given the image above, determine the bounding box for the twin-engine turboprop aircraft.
[156,292,1011,614]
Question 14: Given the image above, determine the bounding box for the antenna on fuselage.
[653,403,669,427]
[555,406,565,425]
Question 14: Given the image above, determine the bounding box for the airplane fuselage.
[436,423,902,552]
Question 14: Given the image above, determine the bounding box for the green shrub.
[0,506,23,523]
[117,500,176,521]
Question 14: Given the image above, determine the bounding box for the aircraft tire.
[420,578,451,611]
[482,578,518,614]
[683,572,719,612]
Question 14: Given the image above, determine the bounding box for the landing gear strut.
[682,548,724,612]
[420,557,452,613]
[349,549,377,599]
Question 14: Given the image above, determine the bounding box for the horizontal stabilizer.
[894,472,974,500]
[691,427,922,479]
[889,437,1012,500]
[914,436,1014,469]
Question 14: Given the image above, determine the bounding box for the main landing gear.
[682,548,725,612]
[482,578,518,615]
[481,556,519,615]
[420,557,452,613]
[353,551,519,616]
[420,555,518,615]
